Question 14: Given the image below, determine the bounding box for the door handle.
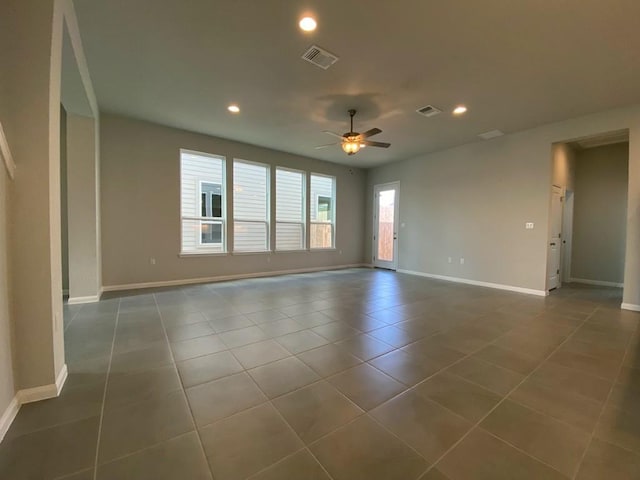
[393,234,397,240]
[550,242,556,246]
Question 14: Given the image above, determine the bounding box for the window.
[276,168,305,250]
[310,173,335,249]
[233,160,269,252]
[180,150,226,253]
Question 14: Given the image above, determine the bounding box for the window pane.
[234,160,269,251]
[234,221,268,252]
[181,151,225,253]
[310,223,333,249]
[276,223,303,250]
[310,174,335,248]
[276,169,304,222]
[201,222,222,244]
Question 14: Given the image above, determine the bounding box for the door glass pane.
[377,190,395,262]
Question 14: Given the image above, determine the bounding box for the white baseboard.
[1,364,68,443]
[16,364,68,405]
[67,293,101,304]
[102,263,369,292]
[0,397,19,443]
[397,269,548,297]
[621,303,640,312]
[569,278,623,288]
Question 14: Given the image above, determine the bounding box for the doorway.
[373,182,399,270]
[547,185,563,290]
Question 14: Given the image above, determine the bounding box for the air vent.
[301,45,339,70]
[478,130,504,140]
[416,105,442,117]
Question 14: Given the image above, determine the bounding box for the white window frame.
[180,149,227,255]
[310,173,336,250]
[275,166,307,252]
[233,158,271,253]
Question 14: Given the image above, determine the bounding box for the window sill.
[179,251,228,258]
[231,250,272,256]
[274,249,309,254]
[310,248,337,252]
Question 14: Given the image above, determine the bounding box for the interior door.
[373,182,399,270]
[547,185,563,290]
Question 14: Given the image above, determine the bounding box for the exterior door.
[548,185,563,290]
[373,182,399,270]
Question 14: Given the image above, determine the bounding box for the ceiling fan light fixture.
[342,138,361,155]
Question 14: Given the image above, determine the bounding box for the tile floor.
[1,268,640,479]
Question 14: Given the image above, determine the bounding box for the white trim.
[0,397,19,443]
[569,278,623,288]
[67,294,101,304]
[397,269,548,297]
[16,364,67,405]
[621,303,640,312]
[0,120,16,180]
[102,264,368,292]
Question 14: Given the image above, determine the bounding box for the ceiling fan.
[315,109,390,155]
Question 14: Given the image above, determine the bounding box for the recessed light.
[227,105,240,113]
[299,16,317,32]
[453,105,467,115]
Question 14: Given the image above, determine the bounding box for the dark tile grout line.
[91,298,122,480]
[417,303,606,479]
[570,310,640,479]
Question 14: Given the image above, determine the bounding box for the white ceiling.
[74,0,640,168]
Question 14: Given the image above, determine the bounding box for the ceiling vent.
[416,105,442,117]
[478,130,504,140]
[301,45,339,70]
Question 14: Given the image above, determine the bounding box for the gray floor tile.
[177,350,243,388]
[297,344,363,377]
[104,364,182,411]
[310,415,429,480]
[335,334,395,361]
[220,326,270,348]
[248,450,330,480]
[186,372,267,427]
[96,432,212,480]
[0,416,99,480]
[415,371,502,422]
[166,321,215,343]
[328,363,406,410]
[273,381,362,444]
[369,349,443,386]
[436,427,567,480]
[109,342,173,375]
[200,403,303,480]
[481,399,590,476]
[446,356,524,395]
[311,321,361,342]
[576,437,640,480]
[231,339,291,369]
[249,357,320,398]
[371,390,472,462]
[595,404,640,455]
[472,345,540,375]
[275,330,331,354]
[98,389,194,463]
[171,334,227,361]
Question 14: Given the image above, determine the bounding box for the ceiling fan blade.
[360,128,382,138]
[314,143,338,149]
[362,140,391,148]
[323,130,345,139]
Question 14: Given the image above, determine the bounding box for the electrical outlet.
[447,257,452,264]
[525,222,534,230]
[339,250,343,255]
[150,257,156,265]
[460,257,465,265]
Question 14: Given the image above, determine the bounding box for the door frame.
[546,184,564,291]
[372,181,400,270]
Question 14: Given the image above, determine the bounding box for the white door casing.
[373,182,400,270]
[548,185,563,290]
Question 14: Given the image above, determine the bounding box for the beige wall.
[0,162,16,428]
[67,113,101,300]
[572,143,628,284]
[100,114,367,288]
[61,106,69,292]
[366,105,640,302]
[552,142,576,191]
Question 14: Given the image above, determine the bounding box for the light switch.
[525,222,534,229]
